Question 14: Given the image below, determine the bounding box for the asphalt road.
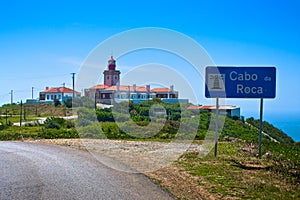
[0,141,174,200]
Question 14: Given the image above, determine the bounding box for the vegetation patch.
[176,142,300,199]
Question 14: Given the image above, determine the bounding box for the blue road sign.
[205,67,276,98]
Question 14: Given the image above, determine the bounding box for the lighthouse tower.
[103,56,120,86]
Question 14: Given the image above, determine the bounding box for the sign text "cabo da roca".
[205,66,276,98]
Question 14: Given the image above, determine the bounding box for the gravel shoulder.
[27,139,216,200]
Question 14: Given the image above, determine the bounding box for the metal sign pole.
[214,97,219,157]
[258,98,264,158]
[19,100,23,127]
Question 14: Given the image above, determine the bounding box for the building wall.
[103,70,120,86]
[229,107,241,118]
[156,94,168,98]
[40,92,76,102]
[201,107,240,118]
[84,88,96,99]
[98,91,114,104]
[45,93,63,101]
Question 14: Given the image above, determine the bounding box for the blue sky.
[0,0,300,119]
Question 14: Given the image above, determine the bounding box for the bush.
[77,123,105,138]
[96,108,114,122]
[246,117,295,145]
[64,98,73,108]
[53,98,61,107]
[44,116,66,129]
[39,128,78,139]
[76,108,98,126]
[0,122,5,130]
[65,120,75,128]
[101,122,134,139]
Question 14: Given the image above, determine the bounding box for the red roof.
[91,84,108,89]
[104,85,148,92]
[89,83,176,94]
[186,105,201,109]
[42,87,78,93]
[200,106,213,109]
[150,88,170,93]
[187,105,239,110]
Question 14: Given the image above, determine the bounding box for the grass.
[0,103,72,117]
[0,121,78,140]
[177,141,300,199]
[0,126,41,140]
[1,116,42,123]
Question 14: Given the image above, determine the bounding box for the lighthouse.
[103,56,121,86]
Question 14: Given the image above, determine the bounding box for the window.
[102,94,105,99]
[51,95,54,100]
[107,76,109,79]
[58,95,61,99]
[47,95,50,100]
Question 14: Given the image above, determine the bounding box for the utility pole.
[20,100,22,127]
[71,73,76,100]
[10,90,13,104]
[95,91,97,110]
[32,87,34,99]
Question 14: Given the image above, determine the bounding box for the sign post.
[259,98,264,158]
[205,66,276,157]
[214,98,219,157]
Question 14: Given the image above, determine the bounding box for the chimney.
[46,86,49,90]
[133,84,136,92]
[170,85,174,92]
[146,85,150,92]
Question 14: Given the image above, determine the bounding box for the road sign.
[205,66,276,98]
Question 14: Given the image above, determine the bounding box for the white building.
[39,86,80,103]
[187,105,241,118]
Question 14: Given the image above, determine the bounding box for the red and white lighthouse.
[103,56,121,86]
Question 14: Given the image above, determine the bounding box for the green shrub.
[65,120,75,128]
[96,108,114,122]
[64,98,73,108]
[77,108,98,126]
[39,128,78,139]
[246,117,294,145]
[53,98,61,107]
[77,122,105,138]
[44,116,66,129]
[0,122,5,130]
